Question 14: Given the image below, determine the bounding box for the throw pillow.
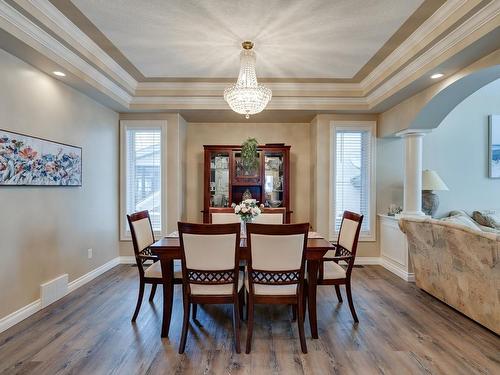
[472,210,500,228]
[442,214,482,231]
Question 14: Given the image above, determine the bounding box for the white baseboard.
[355,257,381,265]
[0,299,42,334]
[67,257,121,293]
[0,256,123,334]
[380,257,415,282]
[0,255,414,334]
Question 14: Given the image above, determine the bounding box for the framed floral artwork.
[0,129,82,186]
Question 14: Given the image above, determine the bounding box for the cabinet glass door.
[209,152,230,207]
[264,151,284,207]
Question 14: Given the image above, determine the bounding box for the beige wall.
[185,122,311,224]
[310,114,379,257]
[0,49,119,318]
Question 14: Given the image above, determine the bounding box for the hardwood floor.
[0,265,498,375]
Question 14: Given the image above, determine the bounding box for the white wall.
[377,78,500,217]
[0,49,119,318]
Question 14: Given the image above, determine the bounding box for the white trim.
[367,0,500,106]
[136,81,361,92]
[361,0,467,89]
[329,121,377,242]
[0,255,415,334]
[380,257,415,282]
[29,0,137,91]
[119,120,168,241]
[0,0,497,112]
[0,1,132,106]
[0,256,122,334]
[0,299,42,334]
[67,257,121,293]
[354,257,380,266]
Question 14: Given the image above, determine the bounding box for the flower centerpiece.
[232,199,264,222]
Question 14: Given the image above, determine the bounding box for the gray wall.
[0,49,119,318]
[377,78,500,217]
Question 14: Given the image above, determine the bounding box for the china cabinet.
[203,144,291,223]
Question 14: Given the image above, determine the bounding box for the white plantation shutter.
[125,128,162,232]
[334,129,371,234]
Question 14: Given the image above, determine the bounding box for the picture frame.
[0,129,82,186]
[489,115,500,179]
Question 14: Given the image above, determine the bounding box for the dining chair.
[245,223,309,354]
[209,207,240,224]
[127,210,182,322]
[316,211,363,323]
[177,222,244,354]
[253,207,286,224]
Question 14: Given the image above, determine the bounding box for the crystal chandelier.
[224,41,272,119]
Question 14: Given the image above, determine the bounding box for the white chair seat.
[322,261,346,280]
[190,271,244,295]
[245,272,298,295]
[144,260,182,279]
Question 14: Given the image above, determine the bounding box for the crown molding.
[366,0,500,107]
[0,0,498,112]
[130,95,369,110]
[361,0,468,91]
[0,0,132,105]
[21,0,137,93]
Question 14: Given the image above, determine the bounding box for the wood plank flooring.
[0,265,498,375]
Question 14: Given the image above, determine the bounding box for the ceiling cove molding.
[130,96,369,110]
[366,0,500,106]
[361,0,468,90]
[0,0,132,105]
[24,0,137,92]
[0,0,497,112]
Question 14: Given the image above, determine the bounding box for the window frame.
[329,120,376,242]
[120,120,167,241]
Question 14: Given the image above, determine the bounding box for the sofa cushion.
[472,210,500,229]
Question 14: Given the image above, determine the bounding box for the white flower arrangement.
[232,199,264,222]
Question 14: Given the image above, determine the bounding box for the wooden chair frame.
[245,223,309,354]
[127,211,182,322]
[316,211,364,323]
[177,222,244,354]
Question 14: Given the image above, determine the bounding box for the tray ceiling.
[70,0,424,79]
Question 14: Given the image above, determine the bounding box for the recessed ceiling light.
[430,73,444,79]
[53,71,66,77]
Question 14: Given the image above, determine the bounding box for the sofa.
[399,215,500,334]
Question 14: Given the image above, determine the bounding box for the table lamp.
[422,169,449,217]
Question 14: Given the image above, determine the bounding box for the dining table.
[149,232,334,340]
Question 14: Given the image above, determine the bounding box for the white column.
[396,129,430,217]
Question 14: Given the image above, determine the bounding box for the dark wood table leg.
[307,259,320,339]
[160,257,174,338]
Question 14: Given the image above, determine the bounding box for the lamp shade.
[422,170,449,191]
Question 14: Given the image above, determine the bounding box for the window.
[120,121,166,239]
[330,122,375,241]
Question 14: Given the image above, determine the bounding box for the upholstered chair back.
[211,213,241,224]
[253,213,284,224]
[127,210,156,274]
[246,223,309,289]
[336,211,363,273]
[178,222,241,295]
